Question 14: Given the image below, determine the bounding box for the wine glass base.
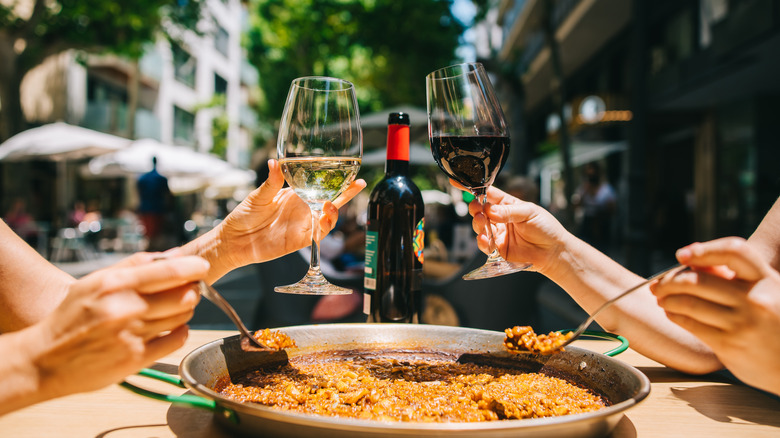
[462,260,531,281]
[274,274,353,295]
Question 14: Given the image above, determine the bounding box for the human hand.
[25,253,208,403]
[461,184,572,275]
[195,159,366,280]
[651,237,780,395]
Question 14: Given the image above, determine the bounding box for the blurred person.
[322,214,365,274]
[462,182,780,396]
[4,198,39,246]
[68,200,87,227]
[503,175,540,204]
[572,161,616,253]
[83,200,103,224]
[0,159,366,415]
[306,213,366,323]
[136,156,172,251]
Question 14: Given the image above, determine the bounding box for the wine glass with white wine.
[426,62,531,280]
[275,76,363,294]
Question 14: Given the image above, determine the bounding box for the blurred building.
[494,0,780,272]
[12,0,258,222]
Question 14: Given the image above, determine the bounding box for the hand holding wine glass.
[426,62,531,279]
[275,76,363,294]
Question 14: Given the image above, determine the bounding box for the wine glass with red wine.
[426,62,531,280]
[275,76,363,294]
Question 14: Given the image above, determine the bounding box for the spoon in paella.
[504,264,688,355]
[198,280,295,351]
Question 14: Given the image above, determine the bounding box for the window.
[85,75,128,133]
[214,73,228,96]
[215,25,230,57]
[172,43,196,88]
[87,75,127,103]
[173,106,195,145]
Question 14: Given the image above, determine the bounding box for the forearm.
[0,222,73,332]
[541,234,722,374]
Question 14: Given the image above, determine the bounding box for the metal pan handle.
[558,330,629,357]
[120,368,239,424]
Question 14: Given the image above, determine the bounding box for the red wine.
[430,135,509,189]
[364,113,424,323]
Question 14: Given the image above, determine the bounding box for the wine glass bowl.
[426,62,530,280]
[275,76,362,294]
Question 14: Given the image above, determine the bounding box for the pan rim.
[179,323,651,432]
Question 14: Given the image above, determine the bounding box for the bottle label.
[413,218,425,264]
[363,292,371,316]
[364,230,378,291]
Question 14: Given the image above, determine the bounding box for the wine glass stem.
[308,207,323,276]
[475,190,501,261]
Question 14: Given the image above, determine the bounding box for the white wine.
[279,157,361,206]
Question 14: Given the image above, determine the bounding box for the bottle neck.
[386,124,410,175]
[385,159,410,175]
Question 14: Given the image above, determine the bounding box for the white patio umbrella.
[204,167,258,200]
[0,122,130,161]
[361,142,435,166]
[85,138,255,196]
[0,122,132,217]
[360,106,429,149]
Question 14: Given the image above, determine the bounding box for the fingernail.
[183,288,199,306]
[676,248,692,261]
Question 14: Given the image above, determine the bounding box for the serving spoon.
[151,255,273,351]
[506,264,690,355]
[198,281,274,351]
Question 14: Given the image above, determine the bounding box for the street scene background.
[2,0,779,333]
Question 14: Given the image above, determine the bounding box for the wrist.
[537,231,585,281]
[0,326,51,415]
[178,225,235,284]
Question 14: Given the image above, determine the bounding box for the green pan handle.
[558,329,629,357]
[120,368,238,424]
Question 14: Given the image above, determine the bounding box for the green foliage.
[247,0,465,125]
[211,112,229,158]
[1,0,204,60]
[471,0,491,23]
[537,139,559,156]
[0,0,206,139]
[191,94,228,158]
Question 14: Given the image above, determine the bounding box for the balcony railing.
[501,0,582,65]
[82,101,161,140]
[139,48,163,83]
[240,60,259,86]
[711,0,774,57]
[239,104,258,129]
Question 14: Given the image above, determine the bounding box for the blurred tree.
[0,0,204,141]
[247,0,465,130]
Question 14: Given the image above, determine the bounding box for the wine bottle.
[364,112,425,323]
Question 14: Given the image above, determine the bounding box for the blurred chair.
[50,227,97,262]
[422,251,545,331]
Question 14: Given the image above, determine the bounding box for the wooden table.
[2,329,779,437]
